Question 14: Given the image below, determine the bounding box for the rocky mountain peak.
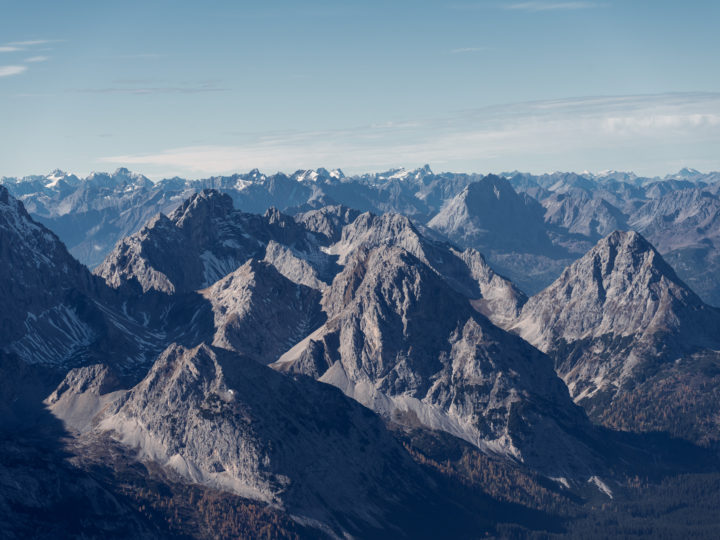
[171,189,234,229]
[113,167,132,176]
[1,184,13,206]
[513,230,710,350]
[584,229,672,279]
[71,342,437,536]
[332,211,426,263]
[0,189,161,371]
[320,244,442,319]
[464,174,515,201]
[246,168,265,180]
[84,168,152,190]
[428,174,554,256]
[511,231,720,442]
[567,229,701,311]
[96,190,328,294]
[294,204,361,243]
[263,205,290,226]
[201,258,324,363]
[346,210,418,234]
[144,342,220,390]
[0,184,92,314]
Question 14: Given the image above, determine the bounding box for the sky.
[1,0,719,179]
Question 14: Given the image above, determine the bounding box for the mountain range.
[3,168,720,538]
[4,165,720,306]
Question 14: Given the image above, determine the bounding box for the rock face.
[0,186,153,371]
[0,185,97,346]
[326,211,527,325]
[428,175,555,254]
[262,240,331,290]
[629,187,720,306]
[428,175,572,294]
[95,190,320,294]
[453,248,528,327]
[200,259,325,364]
[274,246,601,477]
[294,204,361,243]
[50,343,446,537]
[512,231,720,445]
[542,190,627,239]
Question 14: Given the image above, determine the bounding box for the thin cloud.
[505,2,600,11]
[451,47,488,53]
[0,65,28,77]
[7,39,60,46]
[98,92,720,178]
[0,46,23,53]
[25,56,48,63]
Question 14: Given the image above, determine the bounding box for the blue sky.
[1,0,719,179]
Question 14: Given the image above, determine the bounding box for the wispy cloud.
[451,47,488,54]
[0,65,28,77]
[98,93,720,178]
[7,39,60,46]
[1,40,60,75]
[505,1,600,12]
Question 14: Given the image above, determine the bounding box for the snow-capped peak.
[665,167,704,181]
[45,169,69,188]
[246,168,266,181]
[388,168,409,179]
[292,167,343,183]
